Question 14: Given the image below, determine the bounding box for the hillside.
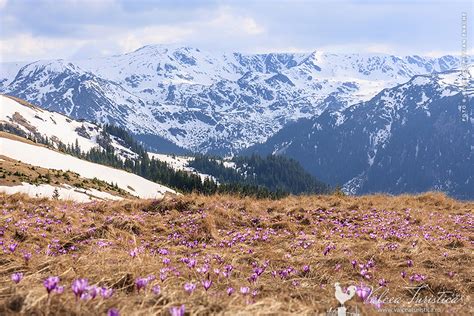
[0,95,138,160]
[0,192,472,315]
[0,133,175,199]
[0,154,130,202]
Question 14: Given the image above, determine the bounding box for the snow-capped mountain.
[246,69,474,199]
[0,45,468,155]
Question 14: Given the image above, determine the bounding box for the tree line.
[190,154,329,195]
[1,123,310,198]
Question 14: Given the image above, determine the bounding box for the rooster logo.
[333,283,358,316]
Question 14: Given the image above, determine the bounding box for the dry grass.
[3,95,41,110]
[0,155,130,198]
[0,192,472,315]
[0,132,46,147]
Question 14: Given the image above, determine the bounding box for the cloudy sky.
[0,0,472,62]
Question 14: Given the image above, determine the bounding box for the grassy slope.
[0,192,472,315]
[0,155,131,199]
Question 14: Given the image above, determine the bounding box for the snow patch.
[0,182,122,202]
[1,137,176,198]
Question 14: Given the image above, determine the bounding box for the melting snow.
[1,137,176,198]
[148,152,215,182]
[0,183,122,202]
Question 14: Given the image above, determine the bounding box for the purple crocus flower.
[360,269,371,279]
[202,279,212,291]
[370,297,383,309]
[9,243,17,253]
[407,259,413,267]
[129,248,138,258]
[240,286,250,295]
[54,285,65,294]
[152,285,161,295]
[401,271,407,278]
[356,285,371,300]
[100,287,114,298]
[160,272,167,282]
[107,308,120,316]
[323,244,335,256]
[11,272,23,284]
[23,252,32,263]
[187,259,196,269]
[87,285,98,299]
[184,282,196,294]
[247,273,258,283]
[71,279,89,299]
[254,267,265,276]
[409,274,427,282]
[135,278,148,292]
[43,276,60,294]
[303,265,310,273]
[169,305,185,316]
[227,287,234,296]
[378,279,388,287]
[80,292,91,301]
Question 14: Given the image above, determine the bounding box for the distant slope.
[189,154,329,195]
[148,152,215,182]
[0,94,138,159]
[0,136,176,199]
[247,70,474,199]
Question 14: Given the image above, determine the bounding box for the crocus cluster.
[44,276,63,294]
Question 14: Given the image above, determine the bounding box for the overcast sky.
[0,0,472,62]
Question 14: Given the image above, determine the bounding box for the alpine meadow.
[0,1,473,316]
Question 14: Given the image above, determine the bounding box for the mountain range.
[1,45,472,198]
[246,70,473,199]
[0,45,468,155]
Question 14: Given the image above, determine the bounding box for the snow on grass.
[0,182,122,202]
[148,152,216,182]
[148,152,192,170]
[1,137,176,198]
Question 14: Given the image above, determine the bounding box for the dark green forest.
[190,154,329,195]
